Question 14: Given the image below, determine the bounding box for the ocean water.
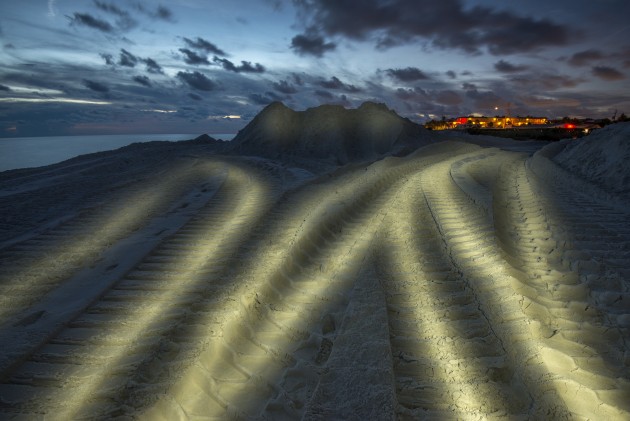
[0,133,235,172]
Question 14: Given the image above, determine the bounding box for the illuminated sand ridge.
[0,136,629,419]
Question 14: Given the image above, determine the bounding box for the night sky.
[1,0,629,137]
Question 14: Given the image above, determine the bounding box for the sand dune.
[0,128,629,419]
[231,101,432,164]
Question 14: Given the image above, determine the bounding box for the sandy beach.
[0,125,629,419]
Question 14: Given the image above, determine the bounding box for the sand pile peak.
[552,122,630,194]
[231,101,431,163]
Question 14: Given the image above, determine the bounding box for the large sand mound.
[231,101,432,163]
[552,122,630,194]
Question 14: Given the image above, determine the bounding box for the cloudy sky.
[1,0,629,137]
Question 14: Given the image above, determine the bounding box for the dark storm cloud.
[386,67,429,82]
[132,75,151,87]
[94,1,126,16]
[592,66,625,81]
[446,70,456,79]
[462,82,477,90]
[155,6,173,21]
[68,13,114,33]
[179,48,211,65]
[83,79,109,92]
[70,3,174,35]
[272,80,298,94]
[290,33,336,57]
[93,1,138,30]
[183,37,226,56]
[319,76,360,92]
[100,53,115,65]
[327,93,351,107]
[188,93,203,101]
[0,84,11,91]
[509,73,580,90]
[213,57,265,73]
[292,0,573,55]
[100,49,163,74]
[177,71,216,91]
[236,61,266,73]
[292,73,305,86]
[119,49,139,67]
[249,92,284,105]
[143,58,163,74]
[568,49,605,67]
[394,87,428,101]
[315,89,334,99]
[464,88,503,110]
[435,90,462,106]
[494,60,528,73]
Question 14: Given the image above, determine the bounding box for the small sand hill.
[231,101,431,163]
[553,122,630,194]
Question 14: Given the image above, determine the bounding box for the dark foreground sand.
[0,131,629,419]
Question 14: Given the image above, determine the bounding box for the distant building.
[451,116,548,129]
[425,116,549,130]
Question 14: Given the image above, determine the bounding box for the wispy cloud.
[0,97,112,105]
[47,0,57,17]
[592,66,625,81]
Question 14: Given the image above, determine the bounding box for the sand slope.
[0,135,629,419]
[552,121,630,196]
[231,101,432,164]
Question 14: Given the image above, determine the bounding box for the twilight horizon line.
[1,0,629,138]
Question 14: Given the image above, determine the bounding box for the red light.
[564,123,575,129]
[456,117,468,124]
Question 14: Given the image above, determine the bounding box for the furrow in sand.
[1,142,628,419]
[416,154,574,418]
[0,159,228,326]
[493,156,630,417]
[0,162,277,420]
[525,155,630,327]
[139,155,421,420]
[377,150,530,420]
[0,154,405,419]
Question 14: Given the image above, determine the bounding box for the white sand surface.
[0,133,629,420]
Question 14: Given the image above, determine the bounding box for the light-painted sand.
[0,136,629,419]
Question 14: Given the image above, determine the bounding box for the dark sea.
[0,133,235,172]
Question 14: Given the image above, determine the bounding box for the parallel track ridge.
[0,143,628,419]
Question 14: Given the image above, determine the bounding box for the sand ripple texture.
[0,140,629,420]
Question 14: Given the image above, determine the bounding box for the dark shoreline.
[463,127,589,141]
